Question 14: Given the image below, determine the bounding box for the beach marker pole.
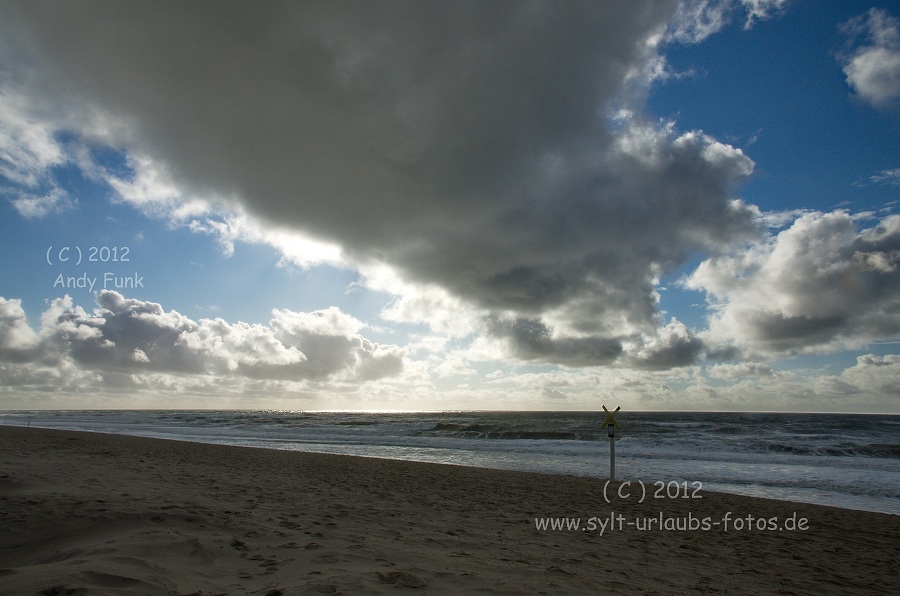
[602,405,621,482]
[609,422,615,481]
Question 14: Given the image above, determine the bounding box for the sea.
[2,410,898,515]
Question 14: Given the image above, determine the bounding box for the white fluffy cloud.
[741,0,788,26]
[667,0,788,44]
[840,8,900,108]
[0,297,39,361]
[0,291,405,385]
[686,211,900,358]
[9,187,76,218]
[841,353,900,397]
[0,89,65,187]
[869,168,900,186]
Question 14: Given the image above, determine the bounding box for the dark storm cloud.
[1,1,761,367]
[486,315,623,366]
[624,320,706,370]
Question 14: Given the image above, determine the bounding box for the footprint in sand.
[376,571,427,588]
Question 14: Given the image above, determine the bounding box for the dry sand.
[0,426,897,595]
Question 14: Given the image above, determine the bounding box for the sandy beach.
[0,426,896,595]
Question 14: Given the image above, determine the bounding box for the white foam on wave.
[5,409,898,515]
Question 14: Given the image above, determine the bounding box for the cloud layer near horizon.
[2,289,897,411]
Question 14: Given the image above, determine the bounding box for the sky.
[0,0,898,413]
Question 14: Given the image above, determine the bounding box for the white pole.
[608,423,615,481]
[602,405,620,482]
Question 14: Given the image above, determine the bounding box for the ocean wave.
[766,442,900,458]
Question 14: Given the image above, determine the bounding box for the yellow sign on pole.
[602,405,621,430]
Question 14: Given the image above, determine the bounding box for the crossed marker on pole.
[602,405,621,431]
